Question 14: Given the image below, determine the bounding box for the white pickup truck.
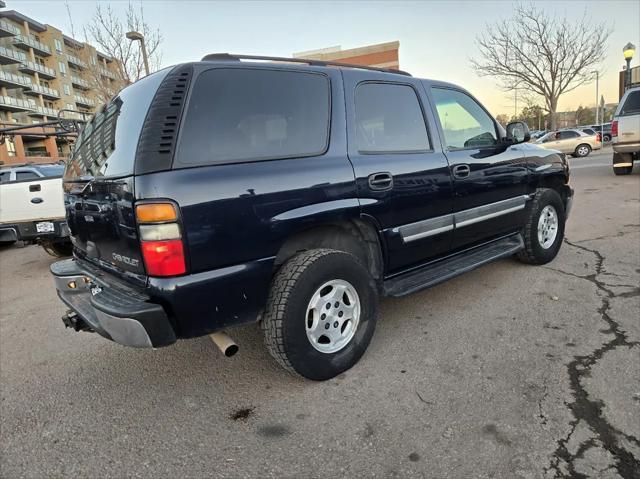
[0,163,72,256]
[612,86,640,175]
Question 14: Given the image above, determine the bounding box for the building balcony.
[0,45,27,65]
[0,19,21,37]
[0,70,32,89]
[70,75,90,90]
[12,34,52,56]
[66,52,87,70]
[0,95,36,112]
[24,84,60,100]
[74,94,95,108]
[28,105,59,117]
[99,67,116,80]
[18,60,56,79]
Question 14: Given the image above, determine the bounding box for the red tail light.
[611,121,618,137]
[596,132,602,142]
[141,240,186,277]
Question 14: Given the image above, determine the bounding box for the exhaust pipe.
[209,331,239,357]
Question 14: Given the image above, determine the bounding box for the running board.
[383,234,524,297]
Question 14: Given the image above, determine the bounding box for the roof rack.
[200,53,412,77]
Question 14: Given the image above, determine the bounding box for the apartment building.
[0,8,125,165]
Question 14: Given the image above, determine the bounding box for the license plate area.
[36,221,55,233]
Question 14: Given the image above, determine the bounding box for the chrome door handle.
[368,172,393,191]
[452,164,470,178]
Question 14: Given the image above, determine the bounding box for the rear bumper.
[0,219,69,242]
[612,142,640,154]
[51,258,176,348]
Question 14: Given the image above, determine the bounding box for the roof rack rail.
[200,53,412,77]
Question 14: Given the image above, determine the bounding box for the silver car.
[536,129,602,157]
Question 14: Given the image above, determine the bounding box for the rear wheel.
[613,165,633,175]
[262,249,378,380]
[517,188,566,265]
[574,144,591,157]
[42,240,73,257]
[603,134,611,142]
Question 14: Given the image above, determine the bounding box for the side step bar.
[383,234,524,297]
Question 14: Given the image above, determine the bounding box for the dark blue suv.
[51,54,573,380]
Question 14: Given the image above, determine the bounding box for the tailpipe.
[209,331,239,357]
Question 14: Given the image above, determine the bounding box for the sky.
[11,0,640,118]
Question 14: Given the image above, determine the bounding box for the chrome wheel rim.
[305,279,361,354]
[537,205,558,249]
[577,146,589,156]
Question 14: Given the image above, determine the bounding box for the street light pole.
[592,71,599,125]
[623,42,636,91]
[126,31,150,77]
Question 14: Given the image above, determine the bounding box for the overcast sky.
[10,0,640,117]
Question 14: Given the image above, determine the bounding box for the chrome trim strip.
[395,195,529,243]
[394,214,454,243]
[454,195,528,229]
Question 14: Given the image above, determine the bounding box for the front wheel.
[517,188,566,265]
[574,144,591,157]
[262,249,378,380]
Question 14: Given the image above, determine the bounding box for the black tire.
[574,144,591,157]
[613,166,633,175]
[0,240,16,248]
[42,241,73,257]
[517,188,566,265]
[603,134,611,142]
[262,249,378,381]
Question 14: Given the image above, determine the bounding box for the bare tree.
[472,3,611,129]
[84,3,162,86]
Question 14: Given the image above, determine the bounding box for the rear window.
[176,68,330,166]
[15,171,39,181]
[620,91,640,116]
[65,67,171,179]
[35,164,64,177]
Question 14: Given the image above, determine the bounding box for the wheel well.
[273,220,384,281]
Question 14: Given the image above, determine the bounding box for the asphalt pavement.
[1,146,639,478]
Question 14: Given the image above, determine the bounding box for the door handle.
[452,164,471,178]
[367,172,393,191]
[29,184,41,192]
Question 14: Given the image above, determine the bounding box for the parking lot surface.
[1,147,639,478]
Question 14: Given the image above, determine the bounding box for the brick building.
[293,41,400,70]
[0,7,125,166]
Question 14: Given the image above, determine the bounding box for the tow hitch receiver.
[61,310,92,332]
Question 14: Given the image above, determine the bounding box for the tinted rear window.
[65,67,171,179]
[621,91,640,115]
[176,68,330,166]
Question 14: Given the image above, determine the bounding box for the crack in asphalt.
[544,238,640,479]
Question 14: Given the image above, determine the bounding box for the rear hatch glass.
[64,67,171,280]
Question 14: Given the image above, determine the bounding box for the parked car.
[530,130,548,140]
[611,86,640,175]
[0,163,72,255]
[50,54,573,380]
[579,127,602,142]
[535,129,601,157]
[590,123,612,142]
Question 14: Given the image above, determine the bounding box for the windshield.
[35,164,64,177]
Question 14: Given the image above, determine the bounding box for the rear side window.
[355,83,430,153]
[559,131,579,139]
[176,69,330,166]
[0,171,10,184]
[620,91,640,116]
[16,171,40,181]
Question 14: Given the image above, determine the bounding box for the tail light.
[611,121,618,137]
[596,132,602,142]
[135,202,186,277]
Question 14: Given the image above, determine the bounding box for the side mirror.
[506,121,530,144]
